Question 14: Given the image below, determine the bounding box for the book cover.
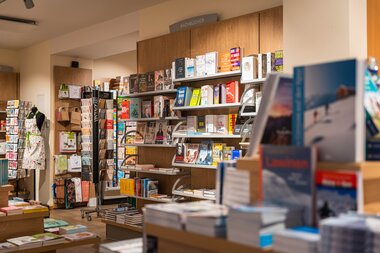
[205,52,218,75]
[163,69,173,90]
[257,54,263,79]
[154,70,164,91]
[165,125,173,145]
[63,232,96,241]
[154,121,167,144]
[163,99,171,117]
[206,115,216,133]
[261,145,317,226]
[226,81,238,103]
[153,96,165,118]
[316,170,362,223]
[135,122,146,144]
[185,58,195,78]
[242,56,256,81]
[195,55,206,77]
[262,54,268,78]
[146,71,155,91]
[220,52,231,72]
[175,143,186,163]
[216,115,229,134]
[184,143,200,164]
[197,115,206,133]
[125,122,136,144]
[274,50,284,72]
[147,180,158,197]
[129,98,141,119]
[187,116,197,133]
[141,100,153,118]
[7,236,42,247]
[144,122,156,144]
[189,88,201,106]
[228,114,237,135]
[201,85,214,106]
[267,52,275,73]
[292,59,365,162]
[129,74,139,94]
[175,87,192,107]
[212,143,225,166]
[196,142,213,165]
[120,99,130,120]
[175,58,186,79]
[230,47,241,71]
[220,83,227,104]
[214,84,220,104]
[138,73,148,93]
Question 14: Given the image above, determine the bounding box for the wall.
[0,48,20,72]
[93,50,137,80]
[283,0,367,72]
[138,0,283,40]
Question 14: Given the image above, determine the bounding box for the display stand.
[101,219,142,240]
[144,223,271,253]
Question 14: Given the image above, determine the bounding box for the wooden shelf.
[124,89,177,98]
[10,237,101,253]
[173,70,241,83]
[172,133,241,139]
[172,162,217,170]
[145,223,271,253]
[240,78,266,84]
[101,219,143,233]
[172,190,216,201]
[119,117,185,122]
[121,167,189,176]
[0,111,6,113]
[173,102,241,111]
[121,143,176,148]
[121,194,173,203]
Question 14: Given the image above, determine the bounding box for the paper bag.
[56,107,70,122]
[70,107,81,125]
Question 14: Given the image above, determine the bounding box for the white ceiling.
[0,0,165,49]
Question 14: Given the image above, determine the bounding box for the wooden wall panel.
[0,72,19,101]
[368,0,380,59]
[190,13,260,58]
[259,6,283,53]
[137,30,191,73]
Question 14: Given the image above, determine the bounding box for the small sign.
[170,14,218,33]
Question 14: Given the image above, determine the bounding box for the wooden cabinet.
[0,72,19,101]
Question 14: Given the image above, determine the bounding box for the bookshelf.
[172,190,216,201]
[172,133,242,139]
[240,78,266,84]
[120,194,174,203]
[171,162,217,170]
[124,89,177,98]
[173,70,241,83]
[121,143,176,148]
[120,117,185,122]
[172,102,241,111]
[120,167,189,176]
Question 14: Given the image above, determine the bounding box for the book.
[262,54,267,78]
[220,83,227,104]
[316,170,363,223]
[216,115,228,134]
[0,242,17,252]
[261,145,317,226]
[44,218,69,229]
[189,88,201,106]
[212,143,225,166]
[220,52,231,72]
[226,81,239,103]
[63,232,97,241]
[223,146,235,160]
[59,225,87,235]
[147,180,158,197]
[205,52,218,75]
[129,98,141,119]
[154,70,164,91]
[196,142,213,165]
[175,86,192,107]
[175,143,186,163]
[175,58,186,79]
[7,236,42,249]
[153,95,165,118]
[184,144,200,163]
[141,100,153,118]
[138,73,148,93]
[120,178,135,195]
[230,47,241,71]
[195,55,206,77]
[22,205,49,214]
[197,116,206,133]
[32,233,65,246]
[292,59,365,162]
[187,116,197,133]
[242,56,257,81]
[214,84,220,104]
[165,125,173,144]
[185,58,195,77]
[266,52,275,73]
[201,85,214,106]
[120,99,130,120]
[274,50,283,72]
[135,122,146,144]
[206,115,216,133]
[163,69,173,90]
[129,74,139,94]
[257,54,263,79]
[144,122,156,144]
[154,121,167,144]
[146,71,155,91]
[0,206,23,215]
[228,114,237,135]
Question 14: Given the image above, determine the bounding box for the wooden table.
[13,237,101,253]
[0,212,49,242]
[101,219,142,240]
[145,223,272,253]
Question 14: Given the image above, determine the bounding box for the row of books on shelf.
[175,142,241,166]
[174,188,216,199]
[185,114,238,135]
[104,206,143,227]
[175,81,241,107]
[121,164,183,174]
[174,48,241,79]
[119,95,179,120]
[119,177,158,198]
[123,121,175,145]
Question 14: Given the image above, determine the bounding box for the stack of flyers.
[6,152,17,161]
[6,118,18,126]
[6,143,17,152]
[6,135,18,144]
[6,126,18,135]
[8,161,18,170]
[7,100,19,109]
[6,108,19,117]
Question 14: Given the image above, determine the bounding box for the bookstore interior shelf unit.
[173,70,241,83]
[124,89,177,98]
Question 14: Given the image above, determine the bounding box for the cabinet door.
[259,6,283,53]
[0,72,18,101]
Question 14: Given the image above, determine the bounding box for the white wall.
[93,50,137,80]
[0,48,20,72]
[283,0,367,72]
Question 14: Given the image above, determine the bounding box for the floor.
[51,205,116,253]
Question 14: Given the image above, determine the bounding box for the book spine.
[292,67,305,146]
[258,54,263,79]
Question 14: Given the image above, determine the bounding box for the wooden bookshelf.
[145,223,271,253]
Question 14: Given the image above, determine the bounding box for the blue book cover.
[261,145,316,226]
[175,87,187,107]
[292,59,365,162]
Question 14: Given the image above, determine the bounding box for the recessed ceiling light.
[24,0,34,9]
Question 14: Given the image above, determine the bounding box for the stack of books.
[174,188,216,200]
[59,225,87,235]
[22,205,49,214]
[116,212,143,226]
[0,206,23,216]
[227,206,287,248]
[104,207,135,222]
[6,236,43,249]
[63,232,97,241]
[31,233,66,246]
[273,227,320,253]
[99,238,142,253]
[185,205,228,237]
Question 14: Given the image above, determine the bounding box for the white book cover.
[216,115,229,134]
[205,115,216,133]
[201,85,214,106]
[257,53,263,79]
[220,84,227,104]
[205,52,218,75]
[185,58,195,78]
[187,116,198,133]
[242,56,254,81]
[267,52,274,74]
[195,55,206,77]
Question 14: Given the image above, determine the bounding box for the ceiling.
[0,0,165,49]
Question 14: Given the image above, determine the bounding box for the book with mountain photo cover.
[197,142,213,165]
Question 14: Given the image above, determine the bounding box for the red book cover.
[121,100,130,120]
[105,120,113,130]
[226,81,236,103]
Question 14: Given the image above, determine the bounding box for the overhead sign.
[170,14,218,33]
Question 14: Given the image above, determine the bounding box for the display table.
[101,219,142,240]
[145,223,272,253]
[11,237,101,253]
[0,212,49,242]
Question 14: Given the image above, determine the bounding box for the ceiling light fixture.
[23,0,34,9]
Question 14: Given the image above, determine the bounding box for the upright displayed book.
[196,142,213,165]
[261,145,317,226]
[292,59,365,162]
[154,70,164,91]
[175,87,192,107]
[154,121,167,144]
